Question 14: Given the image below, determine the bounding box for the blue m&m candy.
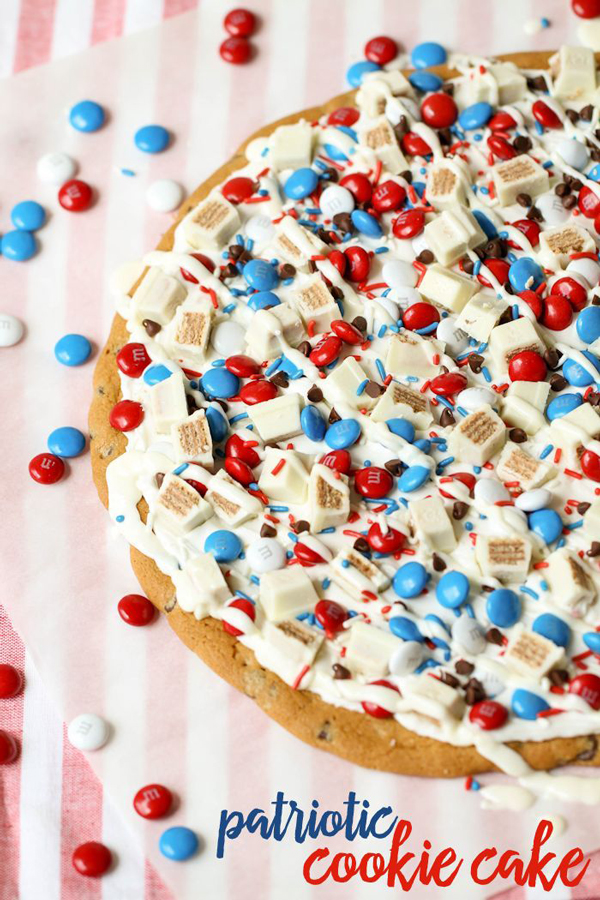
[143,364,172,386]
[69,100,105,133]
[346,60,381,87]
[11,200,46,231]
[397,464,430,492]
[413,438,431,454]
[159,826,199,861]
[301,405,326,442]
[408,71,443,92]
[2,229,36,261]
[351,209,382,237]
[436,571,469,609]
[200,367,240,399]
[562,352,600,387]
[247,290,280,311]
[325,418,361,449]
[48,426,86,458]
[54,334,92,366]
[577,306,600,344]
[472,210,497,240]
[389,616,423,642]
[511,689,550,721]
[528,508,563,544]
[386,418,415,442]
[205,404,229,442]
[243,259,279,291]
[546,392,582,421]
[588,163,600,183]
[135,124,170,153]
[533,613,571,648]
[508,257,544,293]
[583,632,600,654]
[458,102,493,131]
[393,561,429,599]
[204,529,242,562]
[284,168,319,200]
[323,143,349,162]
[410,42,447,69]
[486,589,521,628]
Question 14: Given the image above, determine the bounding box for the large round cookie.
[90,51,600,777]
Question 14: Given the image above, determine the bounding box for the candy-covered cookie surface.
[91,47,600,776]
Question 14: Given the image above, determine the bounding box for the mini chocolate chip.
[228,244,243,259]
[516,192,532,207]
[328,407,341,424]
[364,380,384,398]
[384,458,403,476]
[440,672,460,688]
[238,250,253,264]
[441,82,454,96]
[549,373,568,392]
[555,182,571,197]
[571,178,583,191]
[486,627,504,645]
[465,679,486,706]
[280,263,296,278]
[330,285,344,301]
[322,167,339,183]
[549,669,570,686]
[581,104,594,121]
[270,372,289,388]
[260,523,277,538]
[307,259,317,273]
[468,353,484,374]
[155,472,165,488]
[297,340,312,357]
[544,347,561,369]
[461,257,475,275]
[221,263,238,278]
[578,502,591,515]
[333,664,351,680]
[513,134,532,153]
[527,75,547,92]
[186,393,199,414]
[452,501,469,520]
[416,249,434,264]
[353,537,371,555]
[432,553,446,572]
[142,319,161,337]
[588,391,600,407]
[394,116,408,140]
[440,407,455,427]
[294,520,310,534]
[504,282,514,295]
[485,238,503,258]
[587,541,600,558]
[527,205,543,222]
[455,659,474,676]
[481,585,495,593]
[562,194,577,210]
[400,169,413,184]
[565,108,580,124]
[333,212,353,233]
[352,316,367,332]
[509,427,527,443]
[307,386,323,402]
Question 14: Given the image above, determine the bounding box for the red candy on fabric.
[29,452,65,485]
[223,8,256,36]
[315,599,348,637]
[225,354,260,377]
[569,673,600,709]
[58,179,93,212]
[223,598,255,636]
[429,372,467,396]
[327,107,360,127]
[309,335,343,366]
[469,701,508,731]
[320,449,352,474]
[550,276,588,311]
[72,842,112,878]
[403,302,440,331]
[0,665,23,699]
[219,36,252,64]
[519,290,544,320]
[331,319,363,345]
[361,680,400,718]
[222,176,255,203]
[401,132,432,157]
[371,180,406,213]
[532,99,562,130]
[572,0,600,18]
[487,134,517,160]
[116,342,151,378]
[420,93,458,129]
[542,294,573,331]
[239,379,278,404]
[477,258,510,287]
[508,218,540,249]
[344,245,371,282]
[0,731,18,765]
[508,350,547,382]
[339,172,372,204]
[364,35,397,65]
[225,433,260,467]
[367,522,406,554]
[392,209,425,239]
[225,456,255,486]
[488,111,517,131]
[109,399,144,432]
[133,784,173,819]
[578,185,600,218]
[117,594,155,627]
[581,448,600,482]
[354,466,394,499]
[180,252,215,283]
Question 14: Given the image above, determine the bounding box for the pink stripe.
[163,0,198,18]
[573,848,600,898]
[13,0,57,73]
[383,0,420,59]
[309,749,356,900]
[305,0,346,109]
[457,0,495,57]
[0,608,25,900]
[90,0,127,45]
[144,858,173,899]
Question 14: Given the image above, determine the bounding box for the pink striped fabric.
[2,1,600,899]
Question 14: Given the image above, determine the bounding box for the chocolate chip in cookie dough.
[332,664,351,680]
[432,553,446,572]
[142,318,161,337]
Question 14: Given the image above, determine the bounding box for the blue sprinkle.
[229,412,249,423]
[356,378,368,395]
[319,527,336,534]
[121,168,135,177]
[341,559,350,568]
[520,586,539,600]
[116,514,125,523]
[482,367,492,383]
[269,505,289,512]
[172,463,189,475]
[539,444,553,460]
[250,575,260,585]
[322,578,331,589]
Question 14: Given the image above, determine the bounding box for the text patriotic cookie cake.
[92,45,600,779]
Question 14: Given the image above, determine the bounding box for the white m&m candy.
[452,616,486,655]
[473,478,510,505]
[245,214,275,248]
[319,185,355,219]
[515,488,551,512]
[566,257,600,288]
[556,138,589,171]
[382,259,418,289]
[389,641,423,675]
[211,321,246,356]
[37,151,77,185]
[146,179,184,213]
[436,317,469,356]
[67,713,110,751]
[535,193,570,226]
[0,313,24,347]
[456,387,495,412]
[245,538,286,573]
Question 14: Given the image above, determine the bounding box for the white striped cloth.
[2,1,600,899]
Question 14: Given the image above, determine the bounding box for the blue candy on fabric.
[351,209,382,237]
[346,60,381,87]
[2,229,36,261]
[11,200,46,231]
[300,405,326,442]
[528,508,563,544]
[135,124,170,153]
[397,465,430,492]
[386,418,415,442]
[69,100,105,132]
[389,616,423,642]
[159,826,199,861]
[283,168,319,200]
[458,102,493,131]
[392,561,429,599]
[410,42,447,69]
[532,613,571,648]
[577,306,600,344]
[408,71,443,92]
[486,589,521,628]
[511,688,550,721]
[325,418,361,449]
[243,259,279,290]
[143,364,173,386]
[204,529,242,562]
[247,291,281,311]
[47,426,86,458]
[546,392,582,421]
[508,257,544,293]
[200,367,240,399]
[54,333,92,366]
[205,404,229,442]
[436,571,469,609]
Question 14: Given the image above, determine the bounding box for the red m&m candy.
[0,665,23,699]
[225,456,254,486]
[429,372,467,396]
[222,176,255,204]
[29,452,65,485]
[225,433,260,467]
[320,449,351,474]
[403,301,440,331]
[0,731,18,765]
[532,100,562,130]
[541,294,573,331]
[186,478,208,496]
[392,209,425,240]
[420,93,458,129]
[294,539,329,566]
[340,172,372,204]
[572,0,600,18]
[578,185,600,219]
[310,335,343,366]
[224,8,256,36]
[72,842,112,878]
[519,290,543,320]
[551,276,588,311]
[315,599,348,638]
[58,179,93,212]
[488,111,517,131]
[223,598,256,636]
[109,399,144,432]
[117,594,155,627]
[116,342,151,378]
[508,350,547,382]
[469,700,508,730]
[487,134,516,160]
[364,35,397,65]
[438,471,475,499]
[361,680,400,718]
[331,319,363,345]
[367,522,405,554]
[180,252,215,283]
[569,673,600,709]
[344,245,370,282]
[371,180,406,213]
[219,36,252,65]
[477,258,510,288]
[354,466,394,499]
[239,379,277,404]
[134,783,173,819]
[327,107,360,128]
[581,448,600,482]
[401,132,432,157]
[329,249,347,277]
[507,218,540,249]
[225,354,260,377]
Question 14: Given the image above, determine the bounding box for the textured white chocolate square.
[258,448,309,504]
[184,195,240,249]
[154,473,212,535]
[330,548,390,601]
[544,548,595,616]
[260,566,319,622]
[489,317,545,370]
[308,463,350,532]
[449,404,506,465]
[245,304,304,360]
[263,619,323,666]
[371,379,433,428]
[409,495,456,552]
[360,116,408,174]
[504,627,563,680]
[292,274,338,332]
[502,380,550,435]
[496,443,553,491]
[426,163,465,210]
[492,156,549,206]
[550,46,596,100]
[539,225,596,267]
[171,409,213,468]
[271,216,327,268]
[489,62,527,103]
[133,266,186,326]
[321,356,377,410]
[169,299,213,361]
[345,621,400,678]
[248,393,302,443]
[385,330,444,379]
[456,293,508,343]
[475,534,532,583]
[269,121,313,171]
[419,263,479,314]
[206,469,262,525]
[423,209,486,267]
[402,674,465,721]
[149,372,189,434]
[175,553,230,616]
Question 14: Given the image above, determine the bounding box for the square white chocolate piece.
[263,619,323,666]
[169,299,213,362]
[426,163,466,210]
[504,627,563,680]
[502,380,550,435]
[171,409,213,468]
[308,463,350,532]
[550,46,597,100]
[456,293,508,343]
[370,380,432,429]
[449,404,506,465]
[496,443,553,491]
[544,549,595,617]
[248,393,302,443]
[154,473,213,536]
[184,195,240,249]
[270,121,313,171]
[402,674,465,721]
[357,69,412,117]
[329,548,390,602]
[550,403,600,458]
[271,216,327,269]
[491,156,549,206]
[321,356,377,410]
[360,116,408,174]
[385,331,444,380]
[409,495,456,552]
[489,62,527,103]
[175,553,230,616]
[292,274,338,333]
[344,621,400,678]
[258,448,309,504]
[245,304,305,360]
[423,208,486,267]
[539,225,596,268]
[419,263,479,314]
[475,534,532,583]
[260,566,319,622]
[133,266,186,326]
[206,469,262,525]
[149,372,189,434]
[489,317,545,371]
[584,498,600,541]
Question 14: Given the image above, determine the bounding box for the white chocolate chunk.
[344,621,400,678]
[455,293,508,343]
[171,409,213,468]
[360,117,408,174]
[550,403,600,459]
[169,299,213,362]
[419,263,479,314]
[259,566,319,622]
[149,372,188,434]
[496,443,553,491]
[271,215,327,269]
[544,548,595,617]
[269,121,313,171]
[489,317,545,371]
[475,534,532,583]
[426,163,466,210]
[263,619,323,666]
[491,156,549,206]
[356,70,412,117]
[206,469,262,525]
[448,404,506,465]
[370,380,433,429]
[423,208,486,267]
[401,674,465,722]
[184,194,240,249]
[292,274,338,333]
[154,473,213,536]
[502,381,550,435]
[248,393,302,442]
[550,46,597,100]
[385,331,444,379]
[308,464,350,532]
[245,305,305,360]
[258,448,309,504]
[175,553,230,616]
[321,356,377,410]
[489,62,527,103]
[133,266,186,326]
[504,627,563,680]
[538,225,596,268]
[409,495,456,552]
[329,548,390,602]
